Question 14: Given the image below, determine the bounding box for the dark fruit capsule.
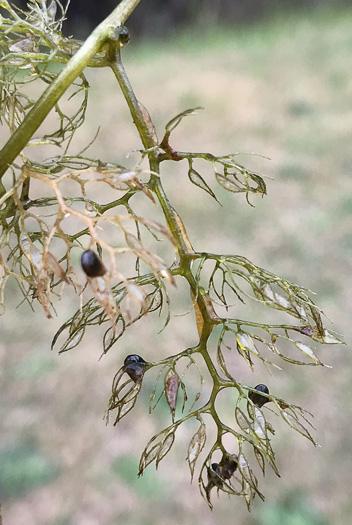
[119,25,130,46]
[81,249,107,278]
[124,355,146,366]
[219,454,238,480]
[248,384,270,408]
[207,463,223,488]
[111,25,130,46]
[124,354,146,383]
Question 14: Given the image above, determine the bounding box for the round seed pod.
[248,384,270,408]
[81,249,107,278]
[207,463,223,488]
[219,454,238,480]
[118,25,130,46]
[124,354,146,383]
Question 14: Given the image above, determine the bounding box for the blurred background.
[1,0,352,524]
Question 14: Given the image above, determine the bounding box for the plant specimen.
[0,0,343,510]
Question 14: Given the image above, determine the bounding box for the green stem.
[109,47,192,254]
[109,48,156,153]
[108,38,223,385]
[0,0,142,182]
[151,176,192,253]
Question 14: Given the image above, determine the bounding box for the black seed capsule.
[81,249,106,278]
[119,25,130,46]
[207,463,223,488]
[248,384,270,408]
[124,354,146,383]
[219,454,238,480]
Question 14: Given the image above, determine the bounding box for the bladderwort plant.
[0,0,344,510]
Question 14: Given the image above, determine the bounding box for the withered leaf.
[294,341,325,366]
[20,233,42,269]
[127,282,148,313]
[254,447,265,475]
[139,443,160,475]
[134,216,177,247]
[114,382,142,424]
[172,207,195,254]
[47,252,70,283]
[215,171,244,193]
[235,406,251,431]
[252,406,267,439]
[280,410,318,445]
[88,279,117,327]
[187,417,206,481]
[165,369,179,415]
[156,431,175,467]
[217,344,233,380]
[320,329,343,344]
[157,262,177,287]
[236,332,258,354]
[37,267,52,318]
[138,101,159,146]
[190,290,204,337]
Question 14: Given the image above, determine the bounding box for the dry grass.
[1,6,352,525]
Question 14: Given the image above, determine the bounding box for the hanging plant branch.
[0,0,344,512]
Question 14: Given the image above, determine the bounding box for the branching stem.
[108,41,224,390]
[0,0,142,182]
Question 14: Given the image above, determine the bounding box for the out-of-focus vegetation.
[0,441,60,499]
[64,0,352,38]
[10,0,352,38]
[1,4,351,525]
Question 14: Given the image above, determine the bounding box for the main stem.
[109,44,220,363]
[110,48,199,255]
[0,0,142,182]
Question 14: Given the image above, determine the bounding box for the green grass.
[253,490,329,525]
[0,443,59,499]
[11,352,56,380]
[111,456,169,500]
[126,6,352,59]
